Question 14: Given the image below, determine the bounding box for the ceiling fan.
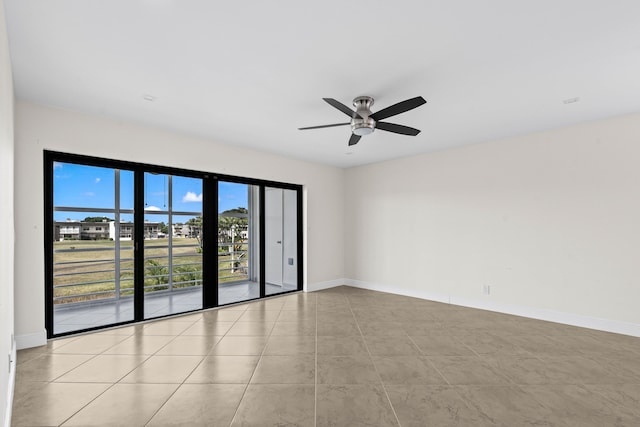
[299,96,427,146]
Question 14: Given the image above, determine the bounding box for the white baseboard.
[305,278,345,293]
[449,295,640,338]
[15,330,47,350]
[3,338,16,427]
[344,279,640,338]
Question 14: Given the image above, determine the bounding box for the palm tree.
[145,259,168,288]
[186,216,203,250]
[218,208,248,273]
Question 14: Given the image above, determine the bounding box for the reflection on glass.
[218,182,260,305]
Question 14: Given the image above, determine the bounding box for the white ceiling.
[5,1,640,168]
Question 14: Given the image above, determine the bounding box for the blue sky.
[53,162,248,222]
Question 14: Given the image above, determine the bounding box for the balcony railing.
[52,236,251,306]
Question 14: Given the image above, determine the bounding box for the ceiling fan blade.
[370,96,426,121]
[323,98,361,118]
[376,121,421,136]
[348,133,361,146]
[298,123,350,130]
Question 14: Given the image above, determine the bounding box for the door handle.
[276,241,282,244]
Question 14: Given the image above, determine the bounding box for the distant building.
[172,223,187,238]
[54,220,81,241]
[53,219,161,241]
[119,222,134,240]
[142,221,160,239]
[172,223,199,238]
[80,221,111,240]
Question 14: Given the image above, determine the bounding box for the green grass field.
[53,238,249,304]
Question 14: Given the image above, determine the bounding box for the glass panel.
[53,163,115,210]
[172,213,203,304]
[120,170,134,210]
[143,174,203,319]
[173,175,203,213]
[144,172,169,212]
[218,182,259,305]
[52,162,134,335]
[117,213,135,303]
[265,188,298,296]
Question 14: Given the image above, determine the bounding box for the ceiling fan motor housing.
[351,96,375,136]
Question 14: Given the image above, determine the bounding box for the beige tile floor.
[12,286,640,426]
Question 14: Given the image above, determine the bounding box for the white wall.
[0,0,15,424]
[14,101,345,346]
[345,113,640,336]
[13,98,640,349]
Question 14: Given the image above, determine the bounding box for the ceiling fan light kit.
[299,95,427,146]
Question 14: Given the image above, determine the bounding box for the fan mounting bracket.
[353,96,374,111]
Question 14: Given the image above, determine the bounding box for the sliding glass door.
[143,173,203,319]
[51,162,135,335]
[46,151,303,337]
[217,181,260,305]
[265,187,299,296]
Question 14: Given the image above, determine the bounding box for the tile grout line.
[408,335,482,419]
[143,305,248,426]
[56,382,120,426]
[53,333,141,426]
[405,335,452,387]
[200,302,251,427]
[228,299,282,426]
[105,306,235,426]
[111,315,209,426]
[347,294,403,427]
[45,331,148,426]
